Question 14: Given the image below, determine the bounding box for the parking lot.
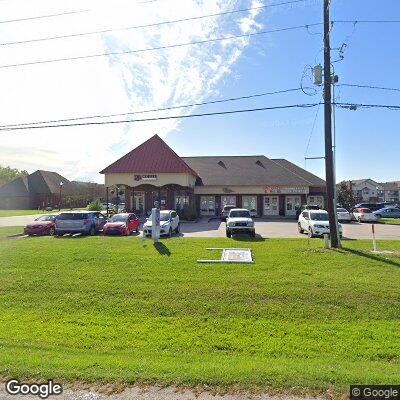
[2,214,399,240]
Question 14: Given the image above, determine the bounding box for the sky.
[0,0,399,184]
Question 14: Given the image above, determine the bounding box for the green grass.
[0,209,45,217]
[379,218,400,225]
[0,226,23,239]
[0,232,399,394]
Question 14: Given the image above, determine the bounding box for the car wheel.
[357,217,362,223]
[175,223,180,234]
[250,231,256,238]
[48,227,55,236]
[169,227,173,238]
[376,214,381,219]
[298,223,304,234]
[89,226,96,236]
[308,228,314,238]
[226,230,231,238]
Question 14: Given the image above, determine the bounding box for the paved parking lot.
[1,215,399,240]
[180,218,400,240]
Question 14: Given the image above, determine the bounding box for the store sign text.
[134,174,157,181]
[265,186,309,194]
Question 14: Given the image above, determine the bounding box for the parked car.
[351,203,386,212]
[55,211,107,236]
[373,207,400,219]
[143,210,180,237]
[24,214,56,236]
[337,207,352,223]
[296,204,320,219]
[298,209,343,238]
[221,205,237,221]
[226,208,255,238]
[103,213,140,236]
[352,207,378,223]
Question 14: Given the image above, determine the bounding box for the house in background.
[381,181,400,203]
[0,170,104,210]
[346,179,384,203]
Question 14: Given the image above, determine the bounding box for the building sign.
[134,174,157,182]
[265,186,309,195]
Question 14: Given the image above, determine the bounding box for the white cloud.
[0,0,263,182]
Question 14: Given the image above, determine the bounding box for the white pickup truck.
[226,208,256,238]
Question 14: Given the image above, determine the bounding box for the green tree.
[337,181,355,210]
[87,199,102,211]
[0,166,28,186]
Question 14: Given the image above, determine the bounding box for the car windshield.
[35,215,54,221]
[337,208,348,213]
[310,212,329,221]
[160,212,171,221]
[110,214,128,222]
[229,210,251,218]
[57,213,87,220]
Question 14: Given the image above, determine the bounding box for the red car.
[103,213,140,236]
[24,215,56,236]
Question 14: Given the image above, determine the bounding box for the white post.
[323,233,329,249]
[151,207,160,243]
[372,223,377,252]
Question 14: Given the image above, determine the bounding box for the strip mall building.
[100,135,326,217]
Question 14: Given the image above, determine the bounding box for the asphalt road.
[1,215,399,240]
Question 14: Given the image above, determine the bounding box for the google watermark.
[351,385,400,400]
[5,379,63,399]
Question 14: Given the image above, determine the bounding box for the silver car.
[55,211,107,236]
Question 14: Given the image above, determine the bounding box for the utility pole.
[323,0,339,248]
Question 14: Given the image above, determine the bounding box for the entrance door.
[134,191,145,215]
[200,196,216,216]
[263,196,279,216]
[285,195,301,216]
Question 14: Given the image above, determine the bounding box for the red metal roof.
[100,135,198,176]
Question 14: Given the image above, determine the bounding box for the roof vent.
[256,159,265,168]
[218,160,227,169]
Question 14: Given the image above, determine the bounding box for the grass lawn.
[379,218,400,225]
[0,232,399,395]
[0,209,45,217]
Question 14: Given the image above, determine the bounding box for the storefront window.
[151,190,167,209]
[221,195,236,207]
[175,190,189,211]
[242,196,257,214]
[308,196,324,209]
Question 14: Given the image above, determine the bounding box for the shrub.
[181,204,198,221]
[87,199,102,211]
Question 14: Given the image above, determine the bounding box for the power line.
[337,83,400,92]
[335,102,400,110]
[0,103,320,131]
[0,0,311,47]
[0,23,322,69]
[334,20,400,24]
[0,87,310,128]
[0,9,90,25]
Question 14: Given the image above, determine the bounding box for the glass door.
[200,196,216,216]
[263,196,279,215]
[242,196,257,215]
[285,196,301,216]
[134,192,145,215]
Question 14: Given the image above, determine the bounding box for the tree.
[337,181,355,210]
[0,166,28,186]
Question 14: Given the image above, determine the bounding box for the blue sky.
[0,0,398,183]
[167,0,400,183]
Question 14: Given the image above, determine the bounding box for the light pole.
[59,181,63,211]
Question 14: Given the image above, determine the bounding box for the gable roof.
[182,155,325,187]
[271,159,326,186]
[0,176,29,197]
[100,135,198,176]
[0,170,79,197]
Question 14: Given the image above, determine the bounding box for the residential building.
[381,181,400,203]
[0,170,103,210]
[344,179,384,203]
[100,134,326,217]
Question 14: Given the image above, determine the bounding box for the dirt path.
[0,384,324,400]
